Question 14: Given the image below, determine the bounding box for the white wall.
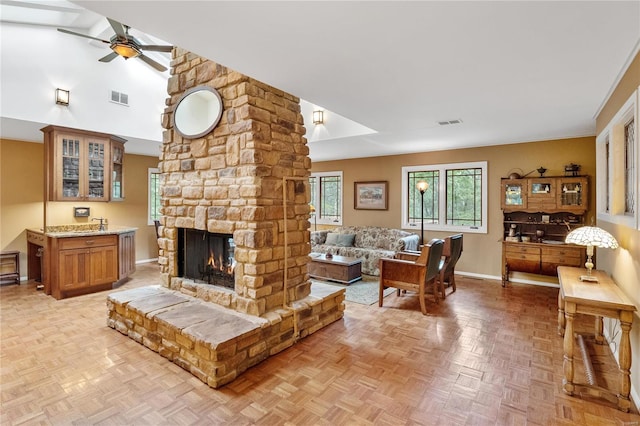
[0,22,167,144]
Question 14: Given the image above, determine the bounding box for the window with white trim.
[148,168,160,225]
[606,137,610,213]
[309,171,343,225]
[596,88,638,229]
[624,117,635,215]
[402,161,487,233]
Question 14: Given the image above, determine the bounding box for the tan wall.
[595,50,640,404]
[0,138,161,279]
[596,52,640,134]
[311,136,597,278]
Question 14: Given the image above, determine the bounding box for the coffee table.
[308,253,362,284]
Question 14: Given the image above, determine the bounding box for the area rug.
[311,275,395,305]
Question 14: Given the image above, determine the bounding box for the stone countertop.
[27,225,137,238]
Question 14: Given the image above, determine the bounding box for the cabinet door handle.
[85,240,95,245]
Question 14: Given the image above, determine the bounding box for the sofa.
[310,226,420,276]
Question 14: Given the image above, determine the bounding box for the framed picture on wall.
[354,181,388,210]
[74,207,90,217]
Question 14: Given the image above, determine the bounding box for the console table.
[557,266,637,412]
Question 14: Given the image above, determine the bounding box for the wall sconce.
[312,110,324,125]
[55,88,70,106]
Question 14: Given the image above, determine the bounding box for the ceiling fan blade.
[99,52,119,63]
[139,44,173,53]
[138,53,167,72]
[107,17,127,39]
[57,28,110,44]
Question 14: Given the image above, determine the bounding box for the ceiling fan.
[58,18,172,72]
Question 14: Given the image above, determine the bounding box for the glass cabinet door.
[86,139,106,199]
[111,142,124,200]
[557,177,588,212]
[61,136,81,198]
[501,179,527,210]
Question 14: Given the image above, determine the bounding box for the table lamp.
[565,226,619,282]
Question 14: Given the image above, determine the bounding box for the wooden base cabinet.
[52,235,119,299]
[502,241,585,286]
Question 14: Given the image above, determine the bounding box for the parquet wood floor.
[1,264,638,425]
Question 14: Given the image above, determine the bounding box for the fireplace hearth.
[178,228,235,289]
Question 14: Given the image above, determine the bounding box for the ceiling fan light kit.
[112,42,141,59]
[57,17,172,72]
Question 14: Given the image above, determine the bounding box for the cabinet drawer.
[27,231,46,246]
[506,253,540,262]
[58,235,117,250]
[541,255,582,266]
[505,245,540,256]
[541,247,581,259]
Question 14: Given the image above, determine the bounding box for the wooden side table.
[0,251,20,285]
[557,266,637,412]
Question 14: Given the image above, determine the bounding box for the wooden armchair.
[438,233,463,299]
[378,238,444,315]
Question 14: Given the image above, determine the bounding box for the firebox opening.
[178,229,235,289]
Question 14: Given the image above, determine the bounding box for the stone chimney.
[157,49,314,317]
[108,50,343,389]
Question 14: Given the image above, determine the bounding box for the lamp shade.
[112,42,141,59]
[416,181,429,193]
[565,226,619,249]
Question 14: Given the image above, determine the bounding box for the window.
[148,168,160,225]
[596,88,638,228]
[402,161,487,233]
[309,171,343,225]
[407,170,439,224]
[624,117,635,215]
[605,137,610,213]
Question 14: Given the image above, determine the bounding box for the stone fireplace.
[107,49,344,388]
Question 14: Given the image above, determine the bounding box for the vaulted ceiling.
[2,1,639,161]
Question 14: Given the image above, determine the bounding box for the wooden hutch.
[501,175,588,286]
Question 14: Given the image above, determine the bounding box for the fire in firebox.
[199,249,236,287]
[179,229,235,289]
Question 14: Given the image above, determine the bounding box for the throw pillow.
[325,232,340,245]
[337,233,356,247]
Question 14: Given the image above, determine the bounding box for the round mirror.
[173,86,223,138]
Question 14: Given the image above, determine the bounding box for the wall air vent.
[110,90,129,106]
[438,119,463,126]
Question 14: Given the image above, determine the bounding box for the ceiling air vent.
[110,90,129,106]
[438,119,463,126]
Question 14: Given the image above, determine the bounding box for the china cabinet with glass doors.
[500,175,589,286]
[42,125,126,202]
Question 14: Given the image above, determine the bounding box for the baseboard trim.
[136,258,159,264]
[456,271,560,288]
